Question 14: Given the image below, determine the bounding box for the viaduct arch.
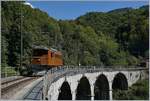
[76,76,91,100]
[58,81,72,100]
[112,73,128,90]
[94,74,109,100]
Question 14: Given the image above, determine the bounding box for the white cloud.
[24,2,34,8]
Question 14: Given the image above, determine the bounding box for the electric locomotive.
[25,46,63,75]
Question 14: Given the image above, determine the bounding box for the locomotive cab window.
[33,49,48,56]
[51,53,54,57]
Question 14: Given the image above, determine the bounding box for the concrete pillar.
[72,90,76,100]
[91,84,94,100]
[109,82,113,100]
[70,80,78,101]
[109,89,112,100]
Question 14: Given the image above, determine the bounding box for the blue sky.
[27,1,148,20]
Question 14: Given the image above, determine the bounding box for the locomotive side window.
[51,53,53,57]
[33,49,48,56]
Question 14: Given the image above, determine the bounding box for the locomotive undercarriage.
[21,64,53,76]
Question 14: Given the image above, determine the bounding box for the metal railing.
[49,66,147,75]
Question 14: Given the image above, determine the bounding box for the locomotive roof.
[33,46,49,50]
[32,45,60,53]
[50,48,58,52]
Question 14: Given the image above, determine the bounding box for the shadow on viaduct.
[43,66,148,100]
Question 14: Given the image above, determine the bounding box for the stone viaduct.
[42,66,148,100]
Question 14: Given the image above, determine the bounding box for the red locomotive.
[26,46,63,75]
[21,46,63,76]
[31,46,63,67]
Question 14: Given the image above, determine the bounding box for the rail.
[1,76,24,84]
[23,80,43,100]
[1,77,37,99]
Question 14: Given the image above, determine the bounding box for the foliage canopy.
[1,2,149,67]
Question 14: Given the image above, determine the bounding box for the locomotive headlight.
[37,59,40,61]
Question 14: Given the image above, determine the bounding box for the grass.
[113,79,149,100]
[1,66,19,77]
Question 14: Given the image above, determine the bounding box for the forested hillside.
[1,1,149,68]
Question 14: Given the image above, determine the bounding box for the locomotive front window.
[51,53,53,57]
[33,49,48,56]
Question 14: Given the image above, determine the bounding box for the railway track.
[1,76,24,84]
[23,80,43,100]
[1,77,38,99]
